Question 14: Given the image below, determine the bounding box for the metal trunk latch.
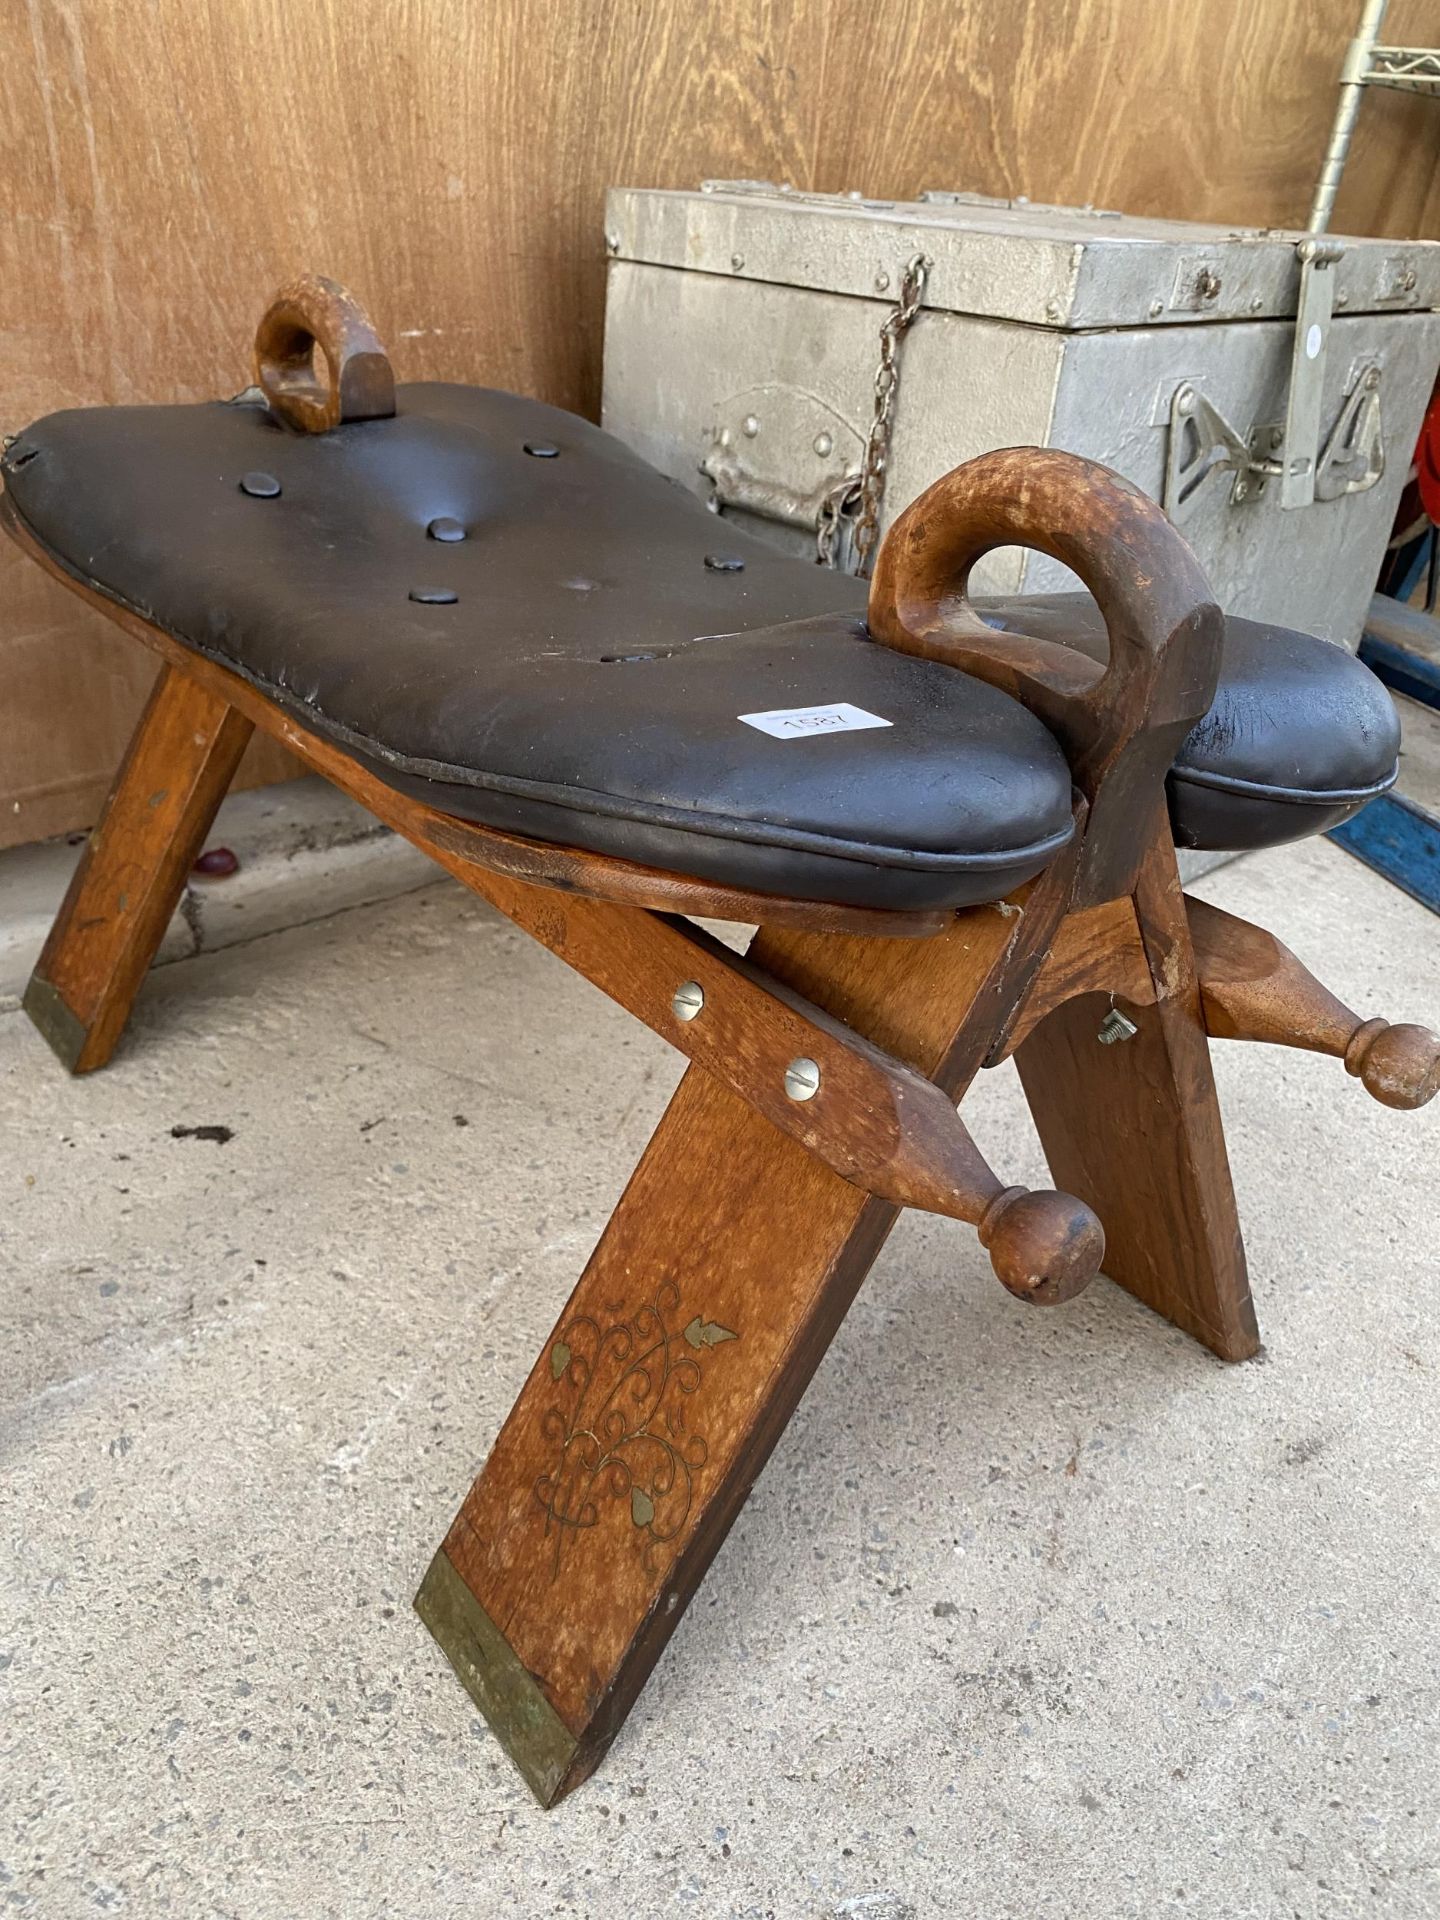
[1162,238,1385,521]
[699,384,865,561]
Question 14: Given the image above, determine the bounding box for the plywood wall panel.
[817,0,1440,238]
[3,0,1437,849]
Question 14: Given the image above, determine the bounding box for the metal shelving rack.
[1311,0,1440,232]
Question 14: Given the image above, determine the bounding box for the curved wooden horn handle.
[253,273,396,434]
[867,447,1224,901]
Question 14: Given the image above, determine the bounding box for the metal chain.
[814,475,855,569]
[818,251,930,575]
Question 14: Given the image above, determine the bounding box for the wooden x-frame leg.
[24,662,252,1074]
[414,812,1280,1800]
[418,853,1082,1803]
[1014,831,1257,1363]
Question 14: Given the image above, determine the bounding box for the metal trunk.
[602,183,1440,649]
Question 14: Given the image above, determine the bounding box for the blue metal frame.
[1328,793,1440,916]
[1358,631,1440,712]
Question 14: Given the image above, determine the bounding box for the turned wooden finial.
[1187,896,1440,1113]
[1344,1019,1440,1111]
[976,1185,1107,1306]
[868,1089,1107,1305]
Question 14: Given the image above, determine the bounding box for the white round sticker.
[1305,323,1323,360]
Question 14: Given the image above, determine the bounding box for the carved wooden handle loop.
[867,448,1225,902]
[253,273,396,434]
[868,446,1222,762]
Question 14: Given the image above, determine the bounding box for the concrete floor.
[1,835,1436,1920]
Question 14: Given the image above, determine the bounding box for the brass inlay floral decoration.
[533,1278,738,1577]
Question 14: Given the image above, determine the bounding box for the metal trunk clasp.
[699,385,863,544]
[1162,238,1385,522]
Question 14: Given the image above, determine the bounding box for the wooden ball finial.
[977,1186,1106,1305]
[1345,1018,1440,1111]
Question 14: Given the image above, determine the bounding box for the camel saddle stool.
[5,276,1436,1807]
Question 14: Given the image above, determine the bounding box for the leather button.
[409,588,459,605]
[427,516,466,542]
[239,471,281,498]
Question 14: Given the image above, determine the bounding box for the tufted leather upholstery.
[2,383,1400,909]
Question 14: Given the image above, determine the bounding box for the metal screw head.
[730,252,745,272]
[1176,387,1195,417]
[523,441,560,458]
[874,270,891,292]
[704,552,745,572]
[605,230,620,254]
[1234,480,1249,502]
[1097,1009,1139,1046]
[742,414,760,437]
[813,431,833,457]
[784,1057,821,1101]
[672,980,704,1022]
[1148,299,1164,318]
[409,587,458,604]
[239,471,281,498]
[427,515,466,542]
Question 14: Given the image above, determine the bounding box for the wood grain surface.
[436,836,1082,1802]
[1014,813,1258,1362]
[24,664,252,1073]
[5,0,1438,846]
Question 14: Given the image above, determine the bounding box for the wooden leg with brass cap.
[416,869,1098,1806]
[23,663,252,1075]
